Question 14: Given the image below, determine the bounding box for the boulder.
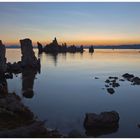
[107,88,115,94]
[84,111,119,129]
[122,73,134,81]
[131,77,140,85]
[85,125,118,137]
[112,82,120,88]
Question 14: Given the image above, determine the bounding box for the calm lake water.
[6,49,140,138]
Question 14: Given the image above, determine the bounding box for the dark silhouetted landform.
[6,43,140,49]
[37,37,84,54]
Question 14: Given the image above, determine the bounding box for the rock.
[0,93,34,120]
[37,42,43,54]
[20,38,40,69]
[47,129,62,138]
[107,88,115,94]
[105,79,110,83]
[89,46,94,53]
[0,121,48,138]
[119,79,125,81]
[68,130,83,138]
[0,41,7,73]
[0,73,8,95]
[85,124,118,137]
[5,73,13,79]
[131,77,140,85]
[95,77,99,79]
[105,85,109,88]
[6,62,22,74]
[109,77,118,80]
[111,79,116,83]
[84,111,119,129]
[122,73,134,81]
[44,37,83,53]
[112,82,120,88]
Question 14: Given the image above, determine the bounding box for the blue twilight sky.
[0,2,140,46]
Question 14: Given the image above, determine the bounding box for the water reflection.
[44,53,58,67]
[22,68,37,99]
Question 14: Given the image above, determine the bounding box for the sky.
[0,2,140,46]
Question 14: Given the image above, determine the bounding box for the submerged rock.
[107,88,115,94]
[112,82,120,88]
[119,79,125,81]
[95,77,99,79]
[122,73,134,81]
[109,76,118,80]
[131,77,140,85]
[105,79,110,83]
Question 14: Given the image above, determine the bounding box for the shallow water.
[6,49,140,138]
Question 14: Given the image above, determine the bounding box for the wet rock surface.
[84,111,119,137]
[122,73,140,85]
[0,92,62,138]
[104,76,120,94]
[107,88,115,94]
[122,73,134,81]
[94,73,140,94]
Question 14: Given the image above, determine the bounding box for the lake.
[6,49,140,138]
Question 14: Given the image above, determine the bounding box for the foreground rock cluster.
[0,92,61,138]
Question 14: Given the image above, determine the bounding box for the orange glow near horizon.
[3,38,140,46]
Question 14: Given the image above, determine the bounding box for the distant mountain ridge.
[6,44,140,49]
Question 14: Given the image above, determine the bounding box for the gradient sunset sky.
[0,2,140,46]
